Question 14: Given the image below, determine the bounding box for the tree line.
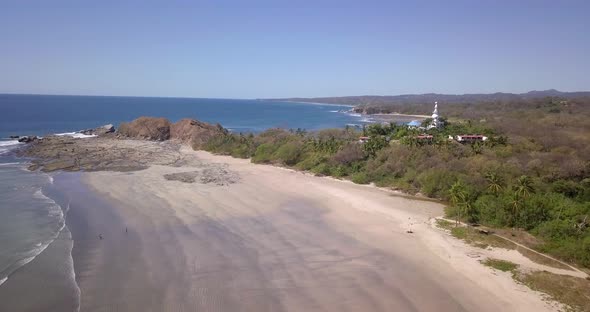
[201,96,590,268]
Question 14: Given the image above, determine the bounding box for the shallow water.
[0,143,79,310]
[0,159,65,286]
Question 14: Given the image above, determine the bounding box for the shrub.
[252,143,279,163]
[296,152,327,170]
[482,258,518,272]
[230,144,256,158]
[273,141,303,165]
[363,135,388,157]
[332,143,365,165]
[473,194,510,227]
[416,168,459,198]
[373,175,398,187]
[331,165,348,178]
[351,172,371,184]
[552,179,583,198]
[311,163,332,176]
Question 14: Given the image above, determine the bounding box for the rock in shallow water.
[80,124,115,136]
[17,136,39,143]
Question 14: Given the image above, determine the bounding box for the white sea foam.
[329,110,339,113]
[0,162,21,166]
[2,243,56,288]
[0,140,22,147]
[15,255,38,269]
[33,189,65,219]
[63,226,81,312]
[0,140,23,155]
[55,132,97,139]
[32,189,66,229]
[33,188,48,200]
[347,113,362,117]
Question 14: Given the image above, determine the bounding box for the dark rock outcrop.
[170,118,226,149]
[118,117,171,141]
[18,136,39,143]
[80,124,115,136]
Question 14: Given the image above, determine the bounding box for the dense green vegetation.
[202,96,590,268]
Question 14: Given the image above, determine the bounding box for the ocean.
[0,94,376,138]
[0,94,375,310]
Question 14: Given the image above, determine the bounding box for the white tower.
[428,102,441,129]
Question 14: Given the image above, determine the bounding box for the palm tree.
[510,175,534,227]
[462,200,477,224]
[514,175,534,198]
[485,171,505,195]
[509,193,522,226]
[449,181,468,226]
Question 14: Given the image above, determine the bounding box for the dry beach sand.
[48,141,567,312]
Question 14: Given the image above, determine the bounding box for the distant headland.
[267,89,590,106]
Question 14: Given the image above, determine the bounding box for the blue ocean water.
[0,94,374,308]
[0,94,371,138]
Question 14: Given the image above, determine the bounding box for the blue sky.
[0,0,588,98]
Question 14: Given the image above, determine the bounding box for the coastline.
[0,176,79,312]
[41,140,561,311]
[372,112,431,119]
[271,100,355,107]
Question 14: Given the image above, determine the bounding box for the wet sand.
[0,226,79,312]
[64,146,558,312]
[57,174,169,312]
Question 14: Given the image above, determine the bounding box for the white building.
[455,135,488,143]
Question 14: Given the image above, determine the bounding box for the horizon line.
[1,89,589,100]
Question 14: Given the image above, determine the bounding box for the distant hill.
[268,90,590,107]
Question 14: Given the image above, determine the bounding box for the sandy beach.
[47,142,563,311]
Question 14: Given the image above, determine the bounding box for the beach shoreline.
[4,135,573,311]
[33,138,562,311]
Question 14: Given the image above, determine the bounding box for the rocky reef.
[19,116,227,172]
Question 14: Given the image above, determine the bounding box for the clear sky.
[1,0,589,98]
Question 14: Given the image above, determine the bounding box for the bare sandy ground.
[77,146,561,312]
